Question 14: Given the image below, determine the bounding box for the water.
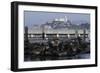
[24,53,90,61]
[77,53,90,59]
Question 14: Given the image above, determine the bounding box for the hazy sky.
[24,11,90,28]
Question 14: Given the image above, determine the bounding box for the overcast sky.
[24,11,90,28]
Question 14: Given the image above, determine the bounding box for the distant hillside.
[31,17,90,30]
[40,20,90,30]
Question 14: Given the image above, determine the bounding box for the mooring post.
[75,30,78,38]
[25,26,28,42]
[83,29,86,41]
[42,25,45,40]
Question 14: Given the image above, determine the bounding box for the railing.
[24,33,89,38]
